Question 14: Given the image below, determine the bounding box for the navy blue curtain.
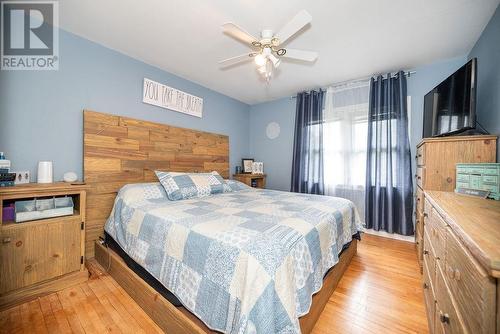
[291,90,325,195]
[365,72,414,235]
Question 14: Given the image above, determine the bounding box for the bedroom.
[0,1,499,333]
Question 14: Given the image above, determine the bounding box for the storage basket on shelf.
[14,196,74,222]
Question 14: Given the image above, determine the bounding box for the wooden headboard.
[83,110,229,257]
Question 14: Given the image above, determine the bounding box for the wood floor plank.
[73,284,109,333]
[94,277,146,334]
[8,305,23,334]
[0,307,11,334]
[39,295,60,333]
[47,294,73,334]
[80,282,122,333]
[27,300,48,334]
[1,233,427,333]
[100,275,163,333]
[56,290,85,334]
[19,302,35,334]
[87,275,143,334]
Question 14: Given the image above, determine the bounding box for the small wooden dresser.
[422,191,500,334]
[0,183,89,309]
[415,135,497,270]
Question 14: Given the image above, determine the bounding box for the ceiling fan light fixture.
[257,63,268,74]
[254,54,266,66]
[219,10,317,83]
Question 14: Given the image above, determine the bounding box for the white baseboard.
[363,228,415,243]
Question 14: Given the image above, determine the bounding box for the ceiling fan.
[219,10,318,81]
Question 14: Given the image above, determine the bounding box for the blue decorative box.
[455,163,500,200]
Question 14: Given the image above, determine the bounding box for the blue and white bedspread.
[105,182,363,334]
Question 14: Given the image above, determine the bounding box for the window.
[322,82,370,220]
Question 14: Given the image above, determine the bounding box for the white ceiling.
[59,0,499,105]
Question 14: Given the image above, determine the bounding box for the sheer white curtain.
[323,81,370,221]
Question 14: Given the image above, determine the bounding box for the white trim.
[363,228,415,243]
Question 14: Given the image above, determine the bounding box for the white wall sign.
[142,78,203,118]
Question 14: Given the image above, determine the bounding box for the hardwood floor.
[0,234,428,334]
[0,274,163,333]
[312,234,429,334]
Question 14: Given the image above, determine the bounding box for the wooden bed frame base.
[94,239,357,334]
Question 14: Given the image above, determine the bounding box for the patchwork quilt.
[105,181,363,334]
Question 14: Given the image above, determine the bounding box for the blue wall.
[468,4,500,160]
[0,29,250,181]
[249,98,296,191]
[249,56,468,191]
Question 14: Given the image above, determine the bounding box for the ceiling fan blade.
[275,10,312,45]
[282,49,318,62]
[218,53,254,67]
[222,22,259,45]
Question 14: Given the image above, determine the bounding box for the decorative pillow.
[155,171,225,201]
[223,179,252,193]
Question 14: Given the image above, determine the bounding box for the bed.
[103,181,361,333]
[84,110,362,334]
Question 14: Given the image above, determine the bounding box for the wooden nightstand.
[0,182,90,309]
[233,174,266,188]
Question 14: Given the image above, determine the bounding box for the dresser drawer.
[416,227,423,268]
[423,231,436,289]
[444,230,496,334]
[416,187,424,213]
[415,210,424,240]
[424,197,432,217]
[435,266,467,334]
[416,167,425,188]
[423,255,435,334]
[416,145,426,166]
[426,208,447,267]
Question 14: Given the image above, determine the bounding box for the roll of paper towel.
[37,161,53,183]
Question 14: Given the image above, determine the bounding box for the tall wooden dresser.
[415,135,497,270]
[422,191,500,334]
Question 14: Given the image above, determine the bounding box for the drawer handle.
[423,213,428,218]
[423,250,429,255]
[2,238,11,244]
[422,282,428,289]
[439,312,450,324]
[417,198,421,202]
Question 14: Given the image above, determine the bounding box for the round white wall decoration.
[266,122,280,139]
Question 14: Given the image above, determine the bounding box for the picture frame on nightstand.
[252,162,264,174]
[242,158,254,173]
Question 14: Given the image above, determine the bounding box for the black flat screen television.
[422,58,477,138]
